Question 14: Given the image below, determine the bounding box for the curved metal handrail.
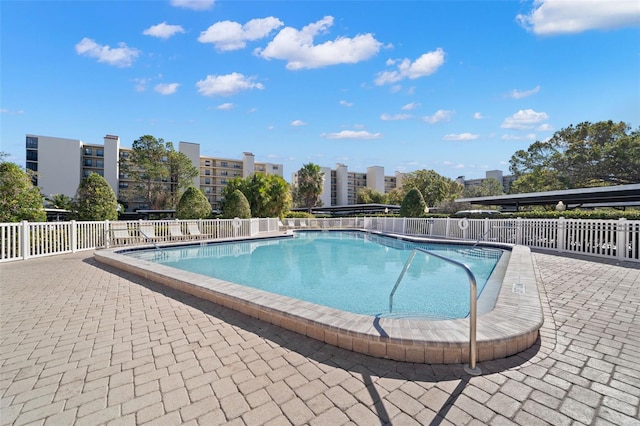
[389,247,481,375]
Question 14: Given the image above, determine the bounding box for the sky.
[1,0,639,182]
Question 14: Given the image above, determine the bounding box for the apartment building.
[456,170,517,194]
[291,163,405,208]
[25,134,283,211]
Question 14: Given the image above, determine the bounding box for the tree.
[463,178,504,198]
[222,189,251,219]
[292,163,324,213]
[166,143,199,207]
[509,121,639,192]
[400,169,455,206]
[356,187,388,204]
[221,174,290,217]
[120,135,198,210]
[399,188,427,217]
[0,162,46,222]
[386,188,405,205]
[75,172,118,221]
[176,186,211,219]
[45,193,75,211]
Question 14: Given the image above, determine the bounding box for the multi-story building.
[291,164,405,207]
[456,170,516,194]
[25,134,283,211]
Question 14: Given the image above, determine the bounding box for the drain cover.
[512,283,526,294]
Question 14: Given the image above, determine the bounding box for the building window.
[205,178,211,185]
[272,165,279,170]
[26,137,38,149]
[84,148,93,156]
[205,169,211,176]
[205,187,211,193]
[96,160,104,168]
[26,150,38,161]
[97,149,104,157]
[233,163,241,169]
[119,182,129,189]
[221,179,227,184]
[205,160,211,166]
[84,159,93,167]
[83,170,92,177]
[220,161,228,167]
[26,162,38,172]
[220,170,228,176]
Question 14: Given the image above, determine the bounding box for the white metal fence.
[1,217,638,263]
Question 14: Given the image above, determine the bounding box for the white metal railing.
[1,217,638,263]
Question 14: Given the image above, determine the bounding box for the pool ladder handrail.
[389,248,481,375]
[138,230,161,250]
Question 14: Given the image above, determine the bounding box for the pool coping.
[94,231,543,364]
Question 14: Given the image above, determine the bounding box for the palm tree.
[294,163,324,214]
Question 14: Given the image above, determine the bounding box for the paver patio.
[1,250,639,425]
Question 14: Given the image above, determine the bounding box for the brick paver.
[1,250,639,425]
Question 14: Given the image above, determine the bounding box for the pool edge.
[94,235,543,365]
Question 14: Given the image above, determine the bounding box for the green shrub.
[176,186,211,219]
[222,189,251,219]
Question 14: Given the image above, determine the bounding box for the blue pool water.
[127,231,503,319]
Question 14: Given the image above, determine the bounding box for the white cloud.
[196,72,264,96]
[291,120,307,126]
[339,100,353,107]
[501,109,549,129]
[0,108,24,115]
[501,133,537,140]
[75,37,139,67]
[380,113,412,121]
[442,133,479,141]
[321,130,382,140]
[217,102,234,110]
[537,123,554,131]
[170,0,214,11]
[374,48,445,85]
[517,0,640,35]
[401,102,420,111]
[256,16,382,70]
[473,112,485,119]
[154,83,179,95]
[509,85,540,99]
[199,17,283,51]
[143,22,185,39]
[133,78,151,92]
[423,109,454,124]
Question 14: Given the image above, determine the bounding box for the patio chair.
[287,219,296,228]
[139,223,159,243]
[168,222,185,240]
[110,222,134,246]
[187,222,204,239]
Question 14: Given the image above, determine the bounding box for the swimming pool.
[95,231,543,364]
[126,231,502,319]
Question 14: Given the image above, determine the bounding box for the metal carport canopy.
[455,183,640,208]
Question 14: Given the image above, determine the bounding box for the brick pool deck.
[1,251,639,425]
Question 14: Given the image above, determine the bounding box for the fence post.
[71,220,77,253]
[616,218,628,261]
[516,217,523,245]
[21,220,30,260]
[557,217,566,252]
[104,220,111,248]
[445,217,451,238]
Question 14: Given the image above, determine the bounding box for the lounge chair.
[187,222,204,239]
[110,222,133,246]
[139,223,159,243]
[287,219,296,228]
[168,222,185,240]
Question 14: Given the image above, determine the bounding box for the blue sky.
[1,0,639,182]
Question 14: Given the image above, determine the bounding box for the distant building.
[456,170,516,194]
[292,164,405,207]
[25,134,282,211]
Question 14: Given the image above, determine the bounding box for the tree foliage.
[292,163,324,213]
[120,135,199,210]
[400,169,458,206]
[45,193,75,211]
[399,188,427,217]
[0,162,46,222]
[509,121,640,192]
[222,174,290,217]
[176,186,211,219]
[75,172,118,221]
[463,178,504,198]
[356,187,388,204]
[222,189,251,219]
